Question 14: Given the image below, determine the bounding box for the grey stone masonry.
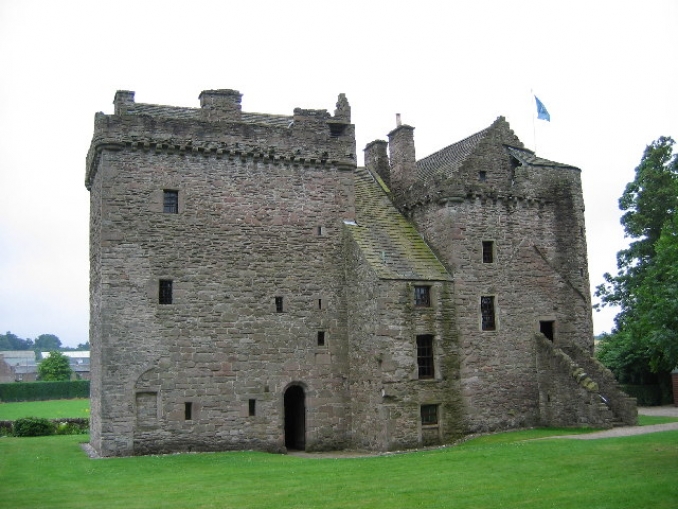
[87,90,635,457]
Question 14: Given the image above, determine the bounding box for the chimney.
[113,90,135,115]
[387,117,416,194]
[199,89,242,121]
[364,140,390,189]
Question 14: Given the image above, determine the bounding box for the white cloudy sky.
[0,0,676,347]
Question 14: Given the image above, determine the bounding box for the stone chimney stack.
[113,90,135,115]
[364,140,390,189]
[199,89,243,121]
[388,119,416,195]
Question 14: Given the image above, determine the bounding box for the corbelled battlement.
[86,89,356,190]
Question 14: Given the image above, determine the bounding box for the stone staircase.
[535,334,637,428]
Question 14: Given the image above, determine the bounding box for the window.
[318,298,322,310]
[481,296,496,331]
[416,334,434,379]
[275,296,284,313]
[540,321,555,341]
[317,226,324,236]
[159,279,173,304]
[414,286,431,307]
[163,190,178,214]
[482,241,494,263]
[184,402,192,420]
[248,399,256,417]
[478,171,487,182]
[421,404,438,425]
[317,331,326,346]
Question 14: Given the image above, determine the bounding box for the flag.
[535,95,550,121]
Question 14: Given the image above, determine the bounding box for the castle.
[86,89,636,456]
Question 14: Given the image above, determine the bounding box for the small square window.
[184,402,192,420]
[481,296,496,331]
[275,296,284,313]
[414,286,431,307]
[163,190,179,214]
[482,241,494,263]
[478,171,487,182]
[248,399,256,416]
[421,404,438,425]
[159,279,173,304]
[317,331,326,346]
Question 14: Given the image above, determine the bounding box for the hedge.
[0,380,90,402]
[621,384,663,406]
[0,418,89,437]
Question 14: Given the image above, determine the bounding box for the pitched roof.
[126,103,292,127]
[506,146,580,170]
[416,127,490,182]
[345,167,452,281]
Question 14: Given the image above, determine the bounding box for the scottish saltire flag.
[535,95,550,121]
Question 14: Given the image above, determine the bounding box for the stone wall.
[88,91,357,456]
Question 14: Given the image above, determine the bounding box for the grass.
[0,401,675,508]
[0,430,676,509]
[0,399,90,420]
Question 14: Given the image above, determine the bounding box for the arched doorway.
[284,385,306,450]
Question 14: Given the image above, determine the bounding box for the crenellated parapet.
[87,90,356,190]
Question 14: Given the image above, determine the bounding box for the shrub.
[13,417,55,437]
[0,380,90,402]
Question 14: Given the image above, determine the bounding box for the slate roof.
[506,146,580,170]
[415,127,490,182]
[415,119,579,182]
[345,167,452,281]
[126,103,292,127]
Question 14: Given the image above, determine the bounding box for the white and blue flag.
[534,95,550,121]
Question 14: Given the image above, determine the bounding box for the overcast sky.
[1,0,676,347]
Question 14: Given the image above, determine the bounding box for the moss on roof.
[345,167,452,281]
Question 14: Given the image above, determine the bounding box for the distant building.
[86,89,636,457]
[0,351,38,382]
[41,351,91,381]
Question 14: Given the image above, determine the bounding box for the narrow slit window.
[163,190,179,214]
[481,296,496,331]
[184,402,192,420]
[482,241,494,263]
[317,226,324,236]
[275,296,283,313]
[159,279,173,305]
[318,298,322,310]
[248,399,256,417]
[421,404,438,425]
[416,334,434,379]
[317,331,325,346]
[414,286,431,307]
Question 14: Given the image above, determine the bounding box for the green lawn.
[0,430,676,509]
[0,398,89,420]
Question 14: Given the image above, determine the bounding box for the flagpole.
[531,89,537,153]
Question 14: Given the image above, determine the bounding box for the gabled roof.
[414,116,579,184]
[125,103,293,127]
[416,127,490,182]
[506,146,580,170]
[345,167,452,281]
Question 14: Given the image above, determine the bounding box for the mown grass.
[0,430,676,509]
[0,398,90,420]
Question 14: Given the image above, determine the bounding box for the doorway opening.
[284,385,306,450]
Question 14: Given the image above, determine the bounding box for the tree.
[33,334,62,351]
[0,331,34,350]
[595,136,678,381]
[37,350,72,381]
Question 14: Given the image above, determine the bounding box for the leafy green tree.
[596,136,678,380]
[0,331,34,350]
[33,334,62,351]
[37,350,72,381]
